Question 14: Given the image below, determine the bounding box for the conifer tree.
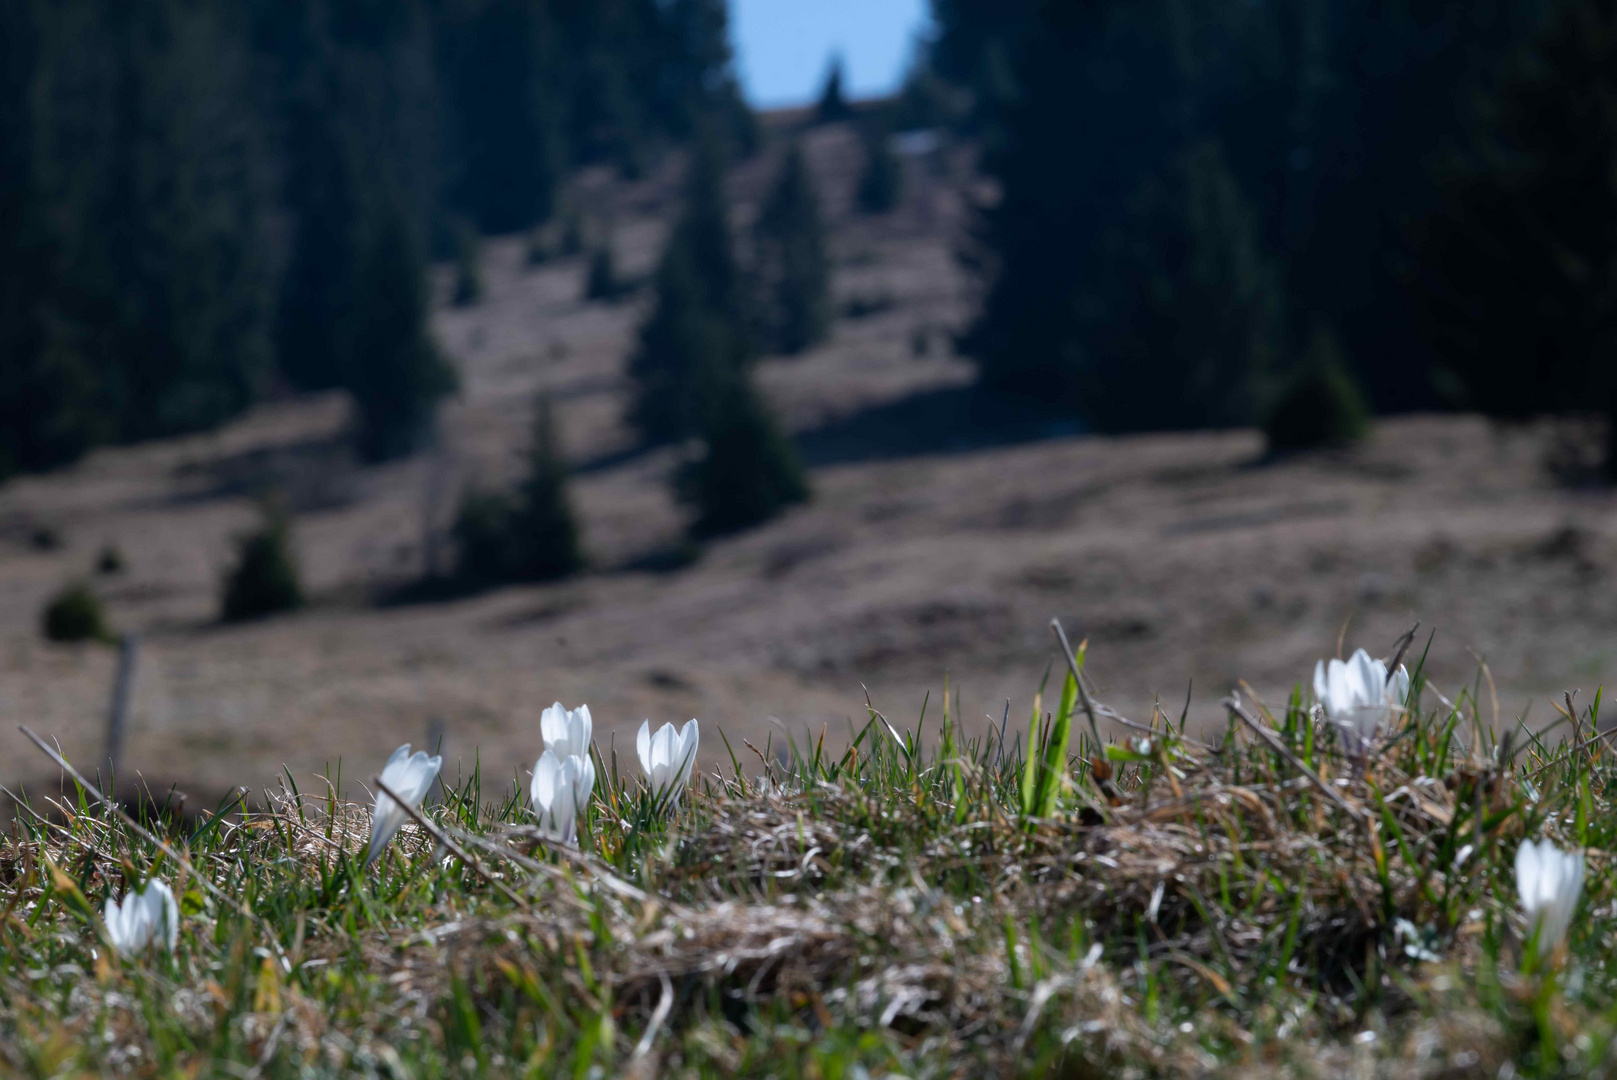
[67,0,274,440]
[1082,141,1281,430]
[450,487,515,587]
[627,138,752,443]
[346,200,457,462]
[3,0,273,476]
[273,97,365,392]
[816,54,852,123]
[680,372,808,537]
[509,392,584,579]
[451,219,483,306]
[560,211,585,256]
[0,0,769,486]
[452,392,583,585]
[856,120,903,215]
[436,0,563,234]
[1412,0,1617,474]
[0,0,105,479]
[584,244,621,302]
[959,5,1283,428]
[1262,328,1370,452]
[221,501,303,622]
[756,144,831,354]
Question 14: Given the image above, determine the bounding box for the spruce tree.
[559,211,585,255]
[435,0,563,234]
[627,138,752,443]
[756,144,831,354]
[346,200,457,462]
[452,392,583,585]
[1412,0,1617,473]
[584,245,621,301]
[0,0,773,487]
[273,95,365,392]
[42,582,111,643]
[646,0,756,151]
[816,54,852,123]
[856,121,903,214]
[221,502,303,622]
[509,392,584,579]
[451,488,522,587]
[680,372,808,537]
[451,219,483,306]
[61,0,273,441]
[0,0,105,479]
[959,6,1284,429]
[1083,141,1281,430]
[1262,328,1370,452]
[3,0,272,478]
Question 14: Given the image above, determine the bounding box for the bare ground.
[2,119,1613,801]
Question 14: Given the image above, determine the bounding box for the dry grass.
[3,629,1617,1077]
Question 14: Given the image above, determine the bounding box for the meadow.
[2,624,1612,1078]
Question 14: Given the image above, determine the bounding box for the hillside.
[1,118,1612,801]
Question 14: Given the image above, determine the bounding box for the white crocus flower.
[367,743,443,866]
[1312,648,1410,760]
[638,719,699,806]
[1516,839,1584,959]
[540,701,592,760]
[104,878,178,957]
[530,749,595,845]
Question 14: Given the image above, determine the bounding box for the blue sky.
[729,0,933,110]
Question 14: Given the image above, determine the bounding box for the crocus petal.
[1516,839,1585,957]
[540,702,568,751]
[648,722,668,775]
[138,885,162,940]
[1391,666,1411,705]
[542,702,593,760]
[142,880,178,953]
[390,750,442,807]
[1325,659,1352,720]
[532,750,561,811]
[678,719,700,785]
[649,723,669,772]
[104,880,178,956]
[532,751,594,844]
[117,898,140,953]
[1314,650,1408,761]
[104,895,130,954]
[1516,840,1540,909]
[641,720,693,804]
[368,743,442,866]
[1347,650,1378,704]
[576,754,596,810]
[558,756,585,840]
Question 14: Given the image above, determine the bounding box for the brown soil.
[2,119,1611,801]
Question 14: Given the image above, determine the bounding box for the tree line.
[933,0,1617,465]
[0,0,749,480]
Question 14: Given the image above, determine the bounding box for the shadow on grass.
[795,385,1087,467]
[618,538,703,575]
[157,433,360,512]
[373,574,488,609]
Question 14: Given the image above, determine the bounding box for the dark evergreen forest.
[937,0,1617,460]
[0,0,748,477]
[4,0,1613,480]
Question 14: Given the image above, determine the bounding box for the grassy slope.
[2,635,1615,1078]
